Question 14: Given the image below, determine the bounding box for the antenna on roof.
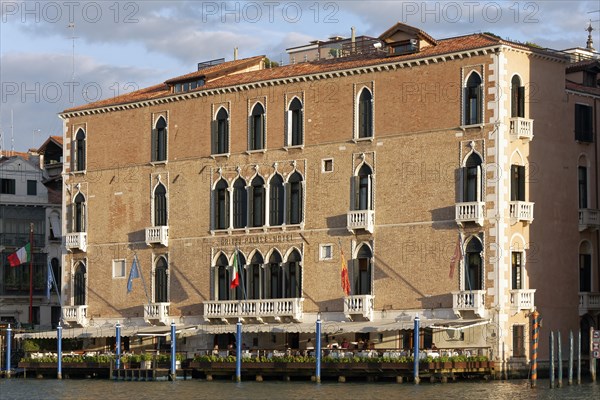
[10,109,14,155]
[68,23,78,106]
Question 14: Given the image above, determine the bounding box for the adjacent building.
[0,136,64,329]
[48,22,599,373]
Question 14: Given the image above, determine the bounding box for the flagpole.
[134,254,151,306]
[237,247,248,301]
[29,223,34,325]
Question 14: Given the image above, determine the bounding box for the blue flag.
[127,256,140,293]
[46,260,54,300]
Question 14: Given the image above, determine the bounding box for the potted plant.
[141,353,153,369]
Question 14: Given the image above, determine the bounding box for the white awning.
[428,319,489,331]
[49,213,61,238]
[15,325,141,340]
[136,324,196,337]
[15,318,488,339]
[189,318,487,336]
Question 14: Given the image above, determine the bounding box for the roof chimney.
[351,26,356,53]
[233,47,238,61]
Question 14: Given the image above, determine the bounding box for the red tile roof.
[566,80,600,96]
[165,55,264,84]
[64,33,549,114]
[566,59,600,73]
[0,151,30,161]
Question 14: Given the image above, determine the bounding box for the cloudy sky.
[1,0,598,152]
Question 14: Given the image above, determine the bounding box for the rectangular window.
[510,165,525,201]
[512,325,525,357]
[583,71,596,87]
[512,252,522,290]
[580,254,591,292]
[112,259,126,279]
[575,104,593,142]
[320,244,333,260]
[27,180,37,196]
[322,159,334,173]
[1,178,16,194]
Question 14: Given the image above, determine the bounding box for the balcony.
[203,298,304,323]
[452,290,486,318]
[510,201,534,223]
[509,117,534,141]
[455,202,485,226]
[579,209,600,232]
[62,305,88,327]
[347,210,375,233]
[144,302,170,325]
[65,232,87,252]
[579,292,600,316]
[145,226,169,246]
[344,294,375,321]
[509,289,536,314]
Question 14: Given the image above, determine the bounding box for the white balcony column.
[144,302,170,325]
[203,298,304,322]
[579,292,600,316]
[62,305,88,327]
[65,232,87,252]
[455,202,485,226]
[344,294,375,321]
[509,117,534,141]
[347,210,375,233]
[509,289,536,313]
[452,290,486,317]
[579,209,600,231]
[145,226,168,246]
[510,201,534,223]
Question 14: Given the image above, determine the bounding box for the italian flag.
[8,243,31,267]
[230,250,240,289]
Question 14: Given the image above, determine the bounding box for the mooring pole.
[577,330,581,385]
[235,319,242,383]
[170,320,176,381]
[315,313,322,383]
[57,322,62,380]
[116,321,121,371]
[550,331,555,389]
[568,330,573,385]
[413,315,420,384]
[557,331,562,387]
[530,311,539,388]
[5,324,11,378]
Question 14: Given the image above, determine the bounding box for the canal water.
[0,379,598,400]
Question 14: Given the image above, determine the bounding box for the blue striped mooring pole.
[235,319,242,382]
[413,315,420,384]
[170,320,176,381]
[116,322,121,371]
[315,313,322,383]
[5,324,11,378]
[57,322,63,380]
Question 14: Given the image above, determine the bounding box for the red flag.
[449,235,462,279]
[230,250,240,289]
[340,248,351,296]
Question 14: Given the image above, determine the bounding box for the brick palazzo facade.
[49,23,599,372]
